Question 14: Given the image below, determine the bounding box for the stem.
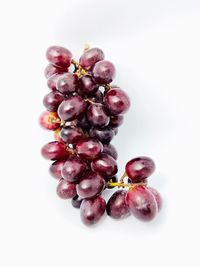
[106,181,146,189]
[84,44,90,51]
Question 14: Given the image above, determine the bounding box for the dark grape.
[79,48,104,71]
[61,156,87,183]
[60,126,84,144]
[41,141,69,160]
[79,75,98,95]
[58,96,86,121]
[43,91,64,112]
[47,73,64,91]
[56,73,78,95]
[87,103,110,128]
[80,195,106,225]
[109,115,124,128]
[92,60,115,84]
[91,154,118,177]
[49,160,66,180]
[44,63,67,79]
[106,190,130,219]
[125,157,155,182]
[104,87,130,115]
[76,171,105,199]
[77,115,91,131]
[76,139,103,160]
[71,195,83,209]
[89,127,114,144]
[56,179,77,199]
[125,186,157,221]
[46,46,72,68]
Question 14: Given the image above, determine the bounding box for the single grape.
[44,63,67,79]
[76,171,105,199]
[109,115,124,128]
[46,46,72,68]
[76,139,103,160]
[43,91,65,112]
[92,60,116,84]
[56,179,77,199]
[49,160,66,180]
[125,185,158,221]
[79,75,98,95]
[58,96,86,121]
[60,126,84,144]
[47,73,64,90]
[125,157,155,182]
[148,187,162,211]
[41,141,69,160]
[87,103,110,128]
[104,87,130,115]
[80,195,106,225]
[61,156,87,183]
[102,143,118,160]
[71,195,83,209]
[39,111,60,130]
[91,153,118,177]
[89,127,114,144]
[56,73,78,95]
[106,190,130,219]
[79,48,104,71]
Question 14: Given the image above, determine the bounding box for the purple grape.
[76,171,105,199]
[49,160,66,180]
[79,75,98,95]
[106,190,130,219]
[56,179,77,199]
[58,96,86,121]
[71,195,83,209]
[91,154,118,177]
[56,73,78,95]
[80,195,106,225]
[89,127,114,144]
[60,126,84,144]
[79,48,104,71]
[103,143,118,160]
[76,139,103,160]
[148,187,162,211]
[92,60,115,84]
[43,91,64,112]
[87,103,110,128]
[46,46,72,68]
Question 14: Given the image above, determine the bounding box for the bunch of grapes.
[40,45,162,225]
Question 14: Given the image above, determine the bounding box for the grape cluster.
[40,45,162,225]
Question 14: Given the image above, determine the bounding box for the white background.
[0,0,200,266]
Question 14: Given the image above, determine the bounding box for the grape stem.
[119,171,127,183]
[106,181,146,189]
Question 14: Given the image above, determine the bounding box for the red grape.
[92,60,116,84]
[91,154,118,177]
[89,127,114,144]
[46,46,72,68]
[44,63,67,79]
[79,48,104,71]
[104,87,130,115]
[47,73,64,91]
[125,157,155,182]
[76,139,103,160]
[43,91,64,112]
[80,195,106,225]
[79,75,98,95]
[60,126,84,144]
[58,96,86,121]
[109,115,124,128]
[39,111,60,130]
[125,185,157,221]
[49,160,66,180]
[41,141,68,160]
[56,179,77,199]
[76,171,105,199]
[56,73,78,95]
[106,190,130,219]
[87,103,110,128]
[61,156,87,183]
